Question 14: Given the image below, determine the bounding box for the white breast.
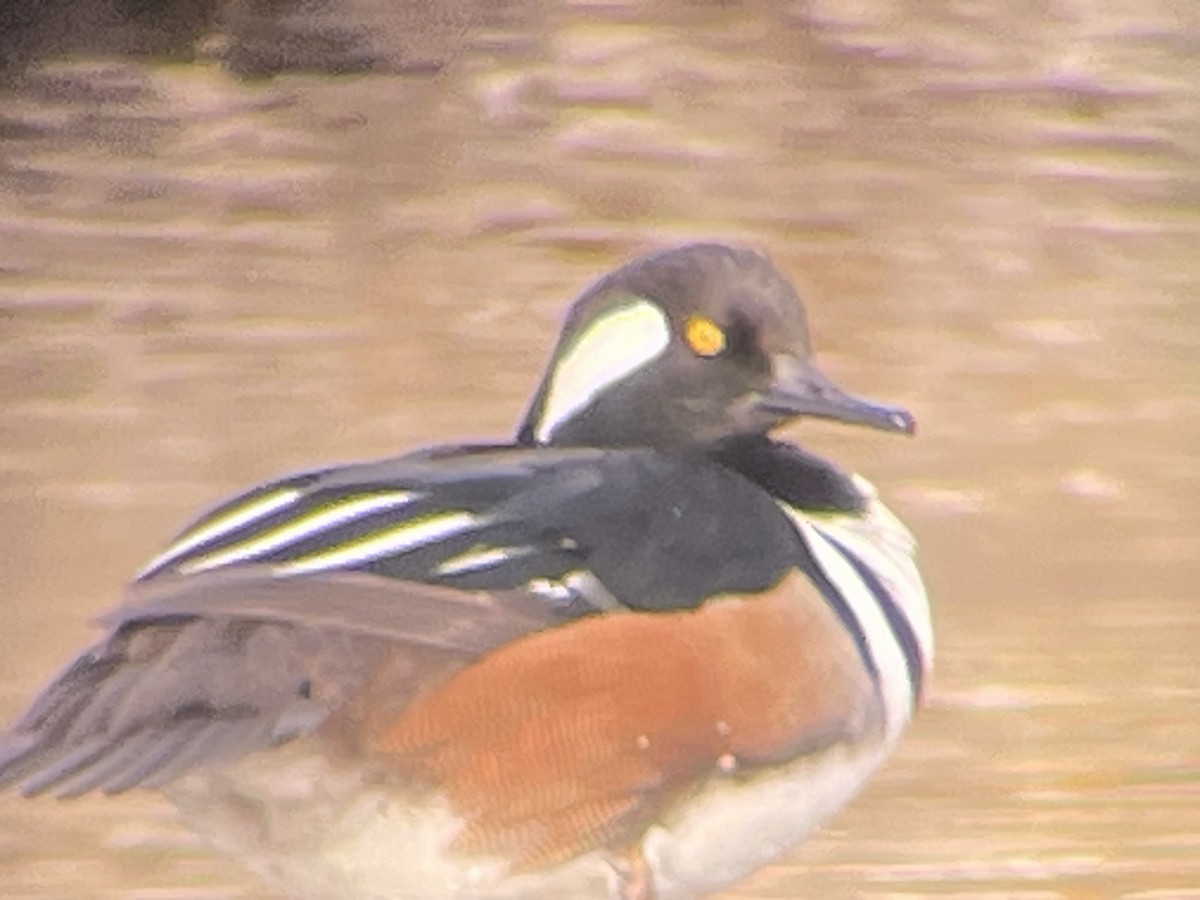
[640,731,891,899]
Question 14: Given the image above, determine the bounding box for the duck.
[0,243,932,900]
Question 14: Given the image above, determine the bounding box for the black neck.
[709,434,866,514]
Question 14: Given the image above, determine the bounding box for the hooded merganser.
[0,243,932,899]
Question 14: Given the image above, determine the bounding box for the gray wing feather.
[0,569,559,798]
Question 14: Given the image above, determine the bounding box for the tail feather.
[0,570,556,798]
[15,737,113,797]
[50,732,171,799]
[0,616,368,797]
[0,733,42,791]
[132,718,285,791]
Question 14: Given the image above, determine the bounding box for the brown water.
[0,1,1197,897]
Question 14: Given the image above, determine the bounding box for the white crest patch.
[534,298,670,443]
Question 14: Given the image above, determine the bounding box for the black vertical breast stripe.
[791,528,880,689]
[822,533,925,707]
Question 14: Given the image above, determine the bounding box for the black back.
[138,444,848,614]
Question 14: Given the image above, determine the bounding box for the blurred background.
[0,1,1197,897]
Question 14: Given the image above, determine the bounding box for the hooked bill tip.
[891,409,918,435]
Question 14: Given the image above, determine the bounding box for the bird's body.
[0,244,932,899]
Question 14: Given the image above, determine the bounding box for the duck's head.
[517,243,915,451]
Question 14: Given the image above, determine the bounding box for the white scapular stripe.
[138,488,303,577]
[781,505,920,741]
[434,545,533,577]
[178,491,418,575]
[535,298,671,442]
[273,511,480,576]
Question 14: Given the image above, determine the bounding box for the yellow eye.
[683,315,726,358]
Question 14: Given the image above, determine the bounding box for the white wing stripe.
[434,545,534,577]
[273,511,481,576]
[178,491,418,575]
[137,488,303,578]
